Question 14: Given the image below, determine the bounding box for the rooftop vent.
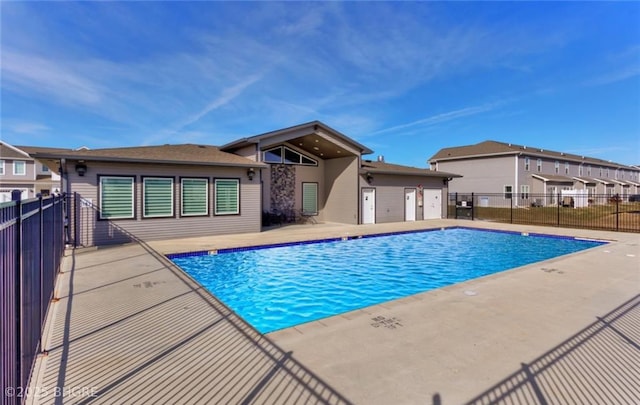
[377,155,385,162]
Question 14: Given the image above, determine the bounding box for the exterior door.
[423,189,442,219]
[405,189,416,221]
[362,188,375,224]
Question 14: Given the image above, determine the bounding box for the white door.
[362,188,375,224]
[423,189,442,219]
[405,189,416,221]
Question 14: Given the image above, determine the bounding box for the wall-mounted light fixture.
[442,177,452,185]
[247,167,255,181]
[366,172,374,184]
[75,162,88,177]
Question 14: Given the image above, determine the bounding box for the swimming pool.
[170,227,605,333]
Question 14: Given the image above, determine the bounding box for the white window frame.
[181,178,209,217]
[262,146,318,166]
[565,162,570,175]
[214,178,240,215]
[587,165,592,176]
[13,160,26,176]
[554,161,560,174]
[0,160,4,175]
[99,176,135,220]
[520,185,530,199]
[143,177,174,218]
[578,165,583,176]
[524,157,530,171]
[536,159,542,172]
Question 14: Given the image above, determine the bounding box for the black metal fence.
[1,193,65,405]
[448,193,640,233]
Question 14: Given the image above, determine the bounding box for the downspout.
[60,158,72,245]
[514,155,519,207]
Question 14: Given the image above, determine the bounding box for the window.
[263,147,283,163]
[302,182,318,214]
[99,176,134,219]
[524,157,530,171]
[504,185,513,199]
[143,177,173,218]
[606,168,610,178]
[579,165,583,176]
[587,186,595,198]
[537,159,542,172]
[263,146,317,166]
[587,165,592,176]
[181,178,208,216]
[599,167,603,177]
[0,160,4,175]
[565,162,569,174]
[214,179,239,215]
[14,160,26,175]
[520,185,530,199]
[554,161,559,174]
[41,164,50,173]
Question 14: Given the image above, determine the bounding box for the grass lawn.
[452,202,640,232]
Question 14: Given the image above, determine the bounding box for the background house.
[0,142,61,202]
[429,140,640,206]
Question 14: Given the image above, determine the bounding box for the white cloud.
[370,101,508,136]
[1,50,103,105]
[5,121,50,134]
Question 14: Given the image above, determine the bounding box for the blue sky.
[1,2,639,167]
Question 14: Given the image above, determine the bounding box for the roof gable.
[221,121,374,158]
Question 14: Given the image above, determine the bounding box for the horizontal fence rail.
[1,194,66,405]
[448,192,640,233]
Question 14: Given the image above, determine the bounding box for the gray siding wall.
[323,157,358,224]
[65,160,261,246]
[362,175,445,223]
[438,156,515,194]
[1,158,36,180]
[233,145,259,161]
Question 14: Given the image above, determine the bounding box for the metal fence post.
[471,192,475,221]
[510,193,513,223]
[39,196,44,340]
[74,192,80,247]
[11,190,23,395]
[557,193,561,227]
[616,194,619,231]
[455,192,458,219]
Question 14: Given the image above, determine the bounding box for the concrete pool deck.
[29,220,639,404]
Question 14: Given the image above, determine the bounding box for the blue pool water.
[171,228,605,333]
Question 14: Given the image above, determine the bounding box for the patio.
[27,220,640,404]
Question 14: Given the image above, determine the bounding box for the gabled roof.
[1,142,32,159]
[28,144,265,168]
[361,160,461,178]
[221,121,374,158]
[429,140,637,170]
